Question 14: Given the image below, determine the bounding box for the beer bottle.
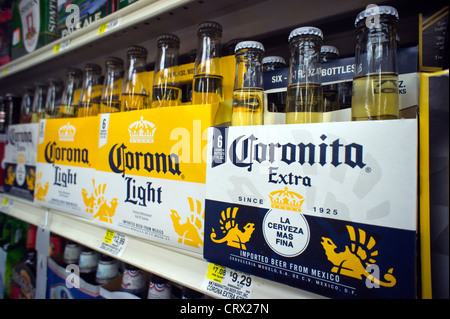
[192,21,223,105]
[44,78,64,119]
[77,63,102,117]
[231,41,265,126]
[120,263,148,298]
[20,86,34,123]
[352,5,399,121]
[0,96,6,134]
[62,240,81,267]
[78,246,99,285]
[320,45,340,112]
[10,225,37,299]
[147,274,172,299]
[263,56,287,118]
[121,46,149,112]
[152,34,181,108]
[30,83,47,123]
[100,57,124,113]
[95,254,119,285]
[286,26,323,124]
[59,68,83,118]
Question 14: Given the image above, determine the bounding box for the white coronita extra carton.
[92,104,222,254]
[3,123,39,201]
[34,118,98,219]
[204,119,418,299]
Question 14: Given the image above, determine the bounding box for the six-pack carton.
[34,117,98,219]
[92,104,220,253]
[203,119,418,298]
[2,123,39,201]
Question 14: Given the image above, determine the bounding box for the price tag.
[99,229,128,257]
[53,40,70,54]
[98,18,120,35]
[1,197,14,213]
[202,263,254,299]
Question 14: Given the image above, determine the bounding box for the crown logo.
[128,116,156,143]
[58,122,76,141]
[269,187,305,212]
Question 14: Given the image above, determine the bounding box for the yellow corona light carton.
[34,117,98,219]
[92,104,221,253]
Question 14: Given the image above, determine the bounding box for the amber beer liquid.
[192,74,223,104]
[232,87,264,126]
[352,73,399,120]
[286,83,323,123]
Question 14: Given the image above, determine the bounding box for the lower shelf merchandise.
[1,213,209,299]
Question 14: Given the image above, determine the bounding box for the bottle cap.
[157,33,180,46]
[234,40,265,53]
[127,45,148,57]
[354,5,399,26]
[83,63,102,74]
[198,21,222,35]
[67,67,83,77]
[263,56,286,65]
[105,56,124,68]
[320,45,339,56]
[288,26,323,42]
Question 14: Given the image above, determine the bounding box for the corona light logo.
[263,187,310,257]
[58,122,76,141]
[128,116,156,143]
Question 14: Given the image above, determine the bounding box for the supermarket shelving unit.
[0,0,430,298]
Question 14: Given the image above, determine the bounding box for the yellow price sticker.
[103,229,115,244]
[53,43,61,54]
[98,23,108,35]
[206,263,226,283]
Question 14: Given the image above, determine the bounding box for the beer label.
[93,104,217,253]
[147,282,172,299]
[204,119,418,299]
[34,117,98,219]
[18,0,40,53]
[3,123,39,201]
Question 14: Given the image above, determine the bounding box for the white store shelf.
[1,193,323,299]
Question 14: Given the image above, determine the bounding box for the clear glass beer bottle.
[192,21,223,105]
[100,57,124,113]
[20,86,34,123]
[231,41,265,126]
[320,45,340,113]
[121,46,149,112]
[352,5,399,121]
[44,78,64,119]
[286,26,323,124]
[77,63,103,117]
[30,82,47,123]
[152,34,181,108]
[59,67,83,118]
